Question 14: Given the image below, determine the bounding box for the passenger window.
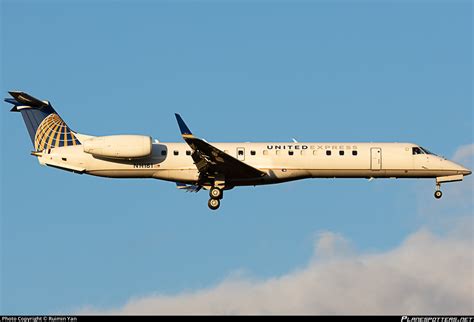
[263,150,268,156]
[301,150,307,155]
[250,150,256,156]
[326,150,331,156]
[339,151,344,156]
[412,147,422,155]
[352,150,358,156]
[276,150,281,155]
[313,150,318,156]
[288,151,294,156]
[174,151,179,156]
[186,150,191,156]
[161,150,167,156]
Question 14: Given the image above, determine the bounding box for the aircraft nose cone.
[457,165,471,176]
[448,160,471,176]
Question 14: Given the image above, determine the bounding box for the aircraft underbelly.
[257,168,460,183]
[86,169,199,182]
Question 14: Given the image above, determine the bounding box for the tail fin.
[5,91,81,151]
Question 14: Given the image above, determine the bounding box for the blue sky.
[1,0,472,314]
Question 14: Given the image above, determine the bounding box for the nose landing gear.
[434,182,442,199]
[433,175,464,200]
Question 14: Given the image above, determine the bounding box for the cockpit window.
[413,146,437,156]
[412,147,423,155]
[420,146,436,155]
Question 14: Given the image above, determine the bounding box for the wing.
[175,114,266,180]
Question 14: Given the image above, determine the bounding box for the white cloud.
[78,144,474,315]
[312,231,354,260]
[452,143,474,165]
[78,227,473,315]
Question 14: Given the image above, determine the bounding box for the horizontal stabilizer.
[5,90,80,150]
[7,91,49,108]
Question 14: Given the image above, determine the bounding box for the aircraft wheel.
[434,190,442,199]
[209,187,223,199]
[208,198,220,210]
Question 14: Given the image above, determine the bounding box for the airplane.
[5,91,471,210]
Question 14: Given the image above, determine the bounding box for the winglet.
[175,113,193,137]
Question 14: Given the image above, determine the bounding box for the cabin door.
[370,148,382,170]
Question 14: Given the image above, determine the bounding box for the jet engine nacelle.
[83,135,152,159]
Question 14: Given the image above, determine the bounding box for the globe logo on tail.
[34,113,80,151]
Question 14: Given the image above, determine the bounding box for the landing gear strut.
[434,183,442,199]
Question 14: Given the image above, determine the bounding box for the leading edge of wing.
[174,114,266,179]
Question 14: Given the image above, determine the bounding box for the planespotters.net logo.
[402,317,474,322]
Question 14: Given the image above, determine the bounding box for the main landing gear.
[210,187,223,199]
[208,187,223,210]
[208,198,220,210]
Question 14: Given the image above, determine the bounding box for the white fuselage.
[36,140,470,188]
[8,90,469,209]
